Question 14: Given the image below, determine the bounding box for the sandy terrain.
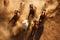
[0,0,60,40]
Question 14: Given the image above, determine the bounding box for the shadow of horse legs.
[27,29,36,40]
[34,23,44,40]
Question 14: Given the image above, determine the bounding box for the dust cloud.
[0,0,60,40]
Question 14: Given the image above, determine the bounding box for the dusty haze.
[0,0,60,40]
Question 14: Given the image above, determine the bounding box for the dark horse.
[27,4,36,31]
[34,9,46,40]
[8,10,20,37]
[9,10,20,26]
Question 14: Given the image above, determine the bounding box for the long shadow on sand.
[27,17,47,40]
[34,17,47,40]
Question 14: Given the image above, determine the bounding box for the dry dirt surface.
[0,0,60,40]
